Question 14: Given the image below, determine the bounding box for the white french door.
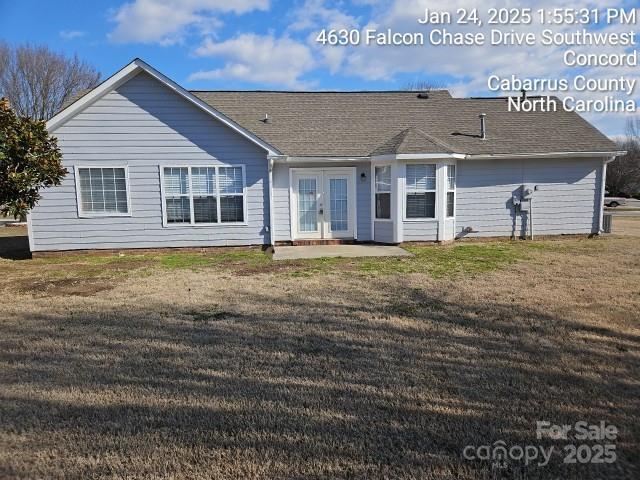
[291,168,356,240]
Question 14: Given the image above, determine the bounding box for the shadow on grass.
[0,232,30,260]
[0,280,638,479]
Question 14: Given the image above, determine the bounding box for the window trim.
[159,164,247,227]
[446,164,456,218]
[374,164,393,222]
[403,162,438,222]
[74,165,132,218]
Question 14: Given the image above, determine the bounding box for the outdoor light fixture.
[360,172,367,181]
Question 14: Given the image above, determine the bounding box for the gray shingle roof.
[192,91,617,157]
[370,127,456,155]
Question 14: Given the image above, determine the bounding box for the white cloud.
[108,0,269,45]
[189,34,316,88]
[59,30,85,41]
[289,0,359,31]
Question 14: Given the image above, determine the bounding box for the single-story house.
[28,59,624,253]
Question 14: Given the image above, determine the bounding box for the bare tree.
[607,118,640,196]
[0,43,100,120]
[402,79,447,91]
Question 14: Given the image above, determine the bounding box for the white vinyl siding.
[76,166,130,217]
[405,164,436,219]
[161,165,245,226]
[30,72,269,251]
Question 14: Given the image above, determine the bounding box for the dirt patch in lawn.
[16,277,114,297]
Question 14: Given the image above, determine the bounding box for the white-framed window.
[446,164,456,218]
[374,165,391,219]
[405,164,436,219]
[76,166,131,217]
[161,165,246,226]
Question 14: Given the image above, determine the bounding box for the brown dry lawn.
[0,222,639,479]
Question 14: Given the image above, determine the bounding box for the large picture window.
[77,167,130,216]
[374,165,391,219]
[405,164,436,219]
[446,165,456,218]
[162,165,245,225]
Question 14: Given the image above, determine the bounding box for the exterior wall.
[30,72,270,252]
[271,162,371,242]
[455,157,602,238]
[373,220,394,243]
[403,221,438,242]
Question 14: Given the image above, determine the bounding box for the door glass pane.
[329,178,348,231]
[298,178,317,232]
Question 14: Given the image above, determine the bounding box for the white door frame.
[289,167,357,241]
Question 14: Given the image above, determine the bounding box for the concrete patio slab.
[272,244,411,260]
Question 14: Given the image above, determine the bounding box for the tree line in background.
[608,118,640,198]
[0,42,100,120]
[0,43,99,218]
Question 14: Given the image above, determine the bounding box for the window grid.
[78,167,129,216]
[329,178,348,231]
[162,166,245,226]
[298,178,318,233]
[406,164,436,219]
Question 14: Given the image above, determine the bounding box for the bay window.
[162,165,245,226]
[374,165,391,219]
[405,164,436,219]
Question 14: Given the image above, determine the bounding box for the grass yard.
[0,224,639,479]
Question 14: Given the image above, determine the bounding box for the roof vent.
[520,89,527,101]
[261,113,270,124]
[416,92,429,99]
[479,113,487,140]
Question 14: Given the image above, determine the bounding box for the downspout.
[268,157,276,246]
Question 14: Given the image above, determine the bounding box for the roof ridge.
[410,127,456,153]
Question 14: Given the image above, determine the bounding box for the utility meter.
[519,185,535,212]
[522,185,535,200]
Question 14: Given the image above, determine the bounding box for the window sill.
[162,222,248,228]
[374,218,393,222]
[78,213,132,218]
[403,217,438,222]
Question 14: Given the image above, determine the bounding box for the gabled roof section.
[46,59,281,155]
[371,127,456,156]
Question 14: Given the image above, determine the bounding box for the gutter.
[270,151,626,163]
[270,155,370,164]
[465,151,627,160]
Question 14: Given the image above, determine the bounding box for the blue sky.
[1,0,637,136]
